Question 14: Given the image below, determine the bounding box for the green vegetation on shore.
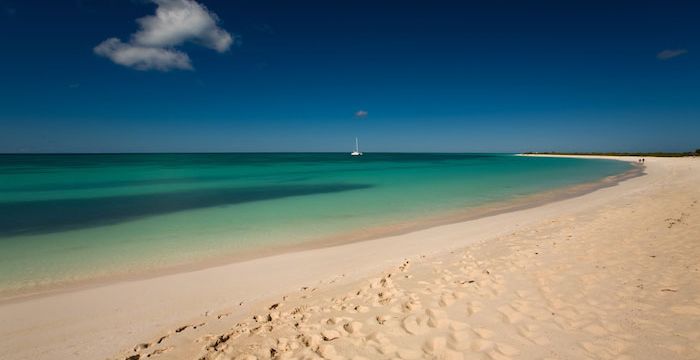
[524,150,700,157]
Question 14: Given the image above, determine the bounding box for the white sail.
[351,137,363,156]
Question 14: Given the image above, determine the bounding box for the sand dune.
[111,156,700,360]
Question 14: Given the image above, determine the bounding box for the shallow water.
[0,153,631,295]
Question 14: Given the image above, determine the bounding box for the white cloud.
[95,38,192,71]
[132,0,232,52]
[657,49,688,60]
[95,0,233,71]
[355,110,368,118]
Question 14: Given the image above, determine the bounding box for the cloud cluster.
[355,110,368,118]
[657,49,688,60]
[94,0,233,71]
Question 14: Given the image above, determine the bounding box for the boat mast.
[355,137,359,153]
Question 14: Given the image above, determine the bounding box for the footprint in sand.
[449,320,469,331]
[473,327,495,339]
[466,300,483,315]
[397,349,422,359]
[366,331,397,355]
[343,321,363,335]
[426,308,448,328]
[439,292,457,307]
[495,343,520,356]
[447,331,471,351]
[376,314,392,325]
[422,336,447,354]
[517,325,549,345]
[486,350,513,360]
[497,305,525,324]
[470,338,494,352]
[401,314,428,335]
[583,323,609,336]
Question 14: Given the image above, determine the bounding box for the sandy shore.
[1,156,699,359]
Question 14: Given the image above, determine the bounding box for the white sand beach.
[1,156,699,360]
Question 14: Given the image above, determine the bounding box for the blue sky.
[0,0,698,153]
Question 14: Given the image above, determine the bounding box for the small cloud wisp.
[657,49,688,60]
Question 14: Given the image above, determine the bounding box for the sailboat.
[351,137,363,156]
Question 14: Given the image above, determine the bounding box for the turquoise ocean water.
[0,153,631,296]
